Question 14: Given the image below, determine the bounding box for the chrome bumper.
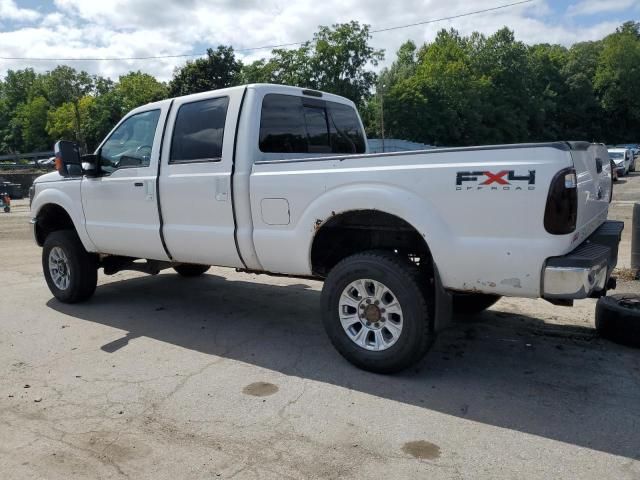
[543,262,608,299]
[542,221,624,300]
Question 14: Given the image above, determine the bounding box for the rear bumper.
[542,221,624,300]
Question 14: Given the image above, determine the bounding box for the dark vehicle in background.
[0,181,23,199]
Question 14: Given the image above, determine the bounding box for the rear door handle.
[134,182,144,187]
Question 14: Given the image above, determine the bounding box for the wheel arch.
[310,208,434,277]
[300,183,450,277]
[32,187,95,251]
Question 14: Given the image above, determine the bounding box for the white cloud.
[567,0,638,17]
[0,0,39,21]
[0,0,631,82]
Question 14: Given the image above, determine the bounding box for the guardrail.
[0,150,53,162]
[0,164,45,170]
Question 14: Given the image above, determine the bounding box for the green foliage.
[46,96,95,142]
[371,24,640,146]
[14,96,50,151]
[243,22,384,106]
[594,22,640,142]
[168,46,242,96]
[114,71,168,112]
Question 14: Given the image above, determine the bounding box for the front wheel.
[321,251,434,374]
[42,230,97,303]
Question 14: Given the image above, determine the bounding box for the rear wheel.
[42,230,97,303]
[452,293,501,315]
[173,264,210,277]
[321,251,434,374]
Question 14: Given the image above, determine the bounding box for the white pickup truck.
[30,84,623,373]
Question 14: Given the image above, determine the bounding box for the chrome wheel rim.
[48,246,70,290]
[339,279,404,351]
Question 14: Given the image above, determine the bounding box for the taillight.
[544,167,577,235]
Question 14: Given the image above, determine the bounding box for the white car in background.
[608,148,632,176]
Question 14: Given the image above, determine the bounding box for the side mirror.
[54,140,82,177]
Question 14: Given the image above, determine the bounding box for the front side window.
[259,94,366,155]
[170,97,229,163]
[101,110,161,174]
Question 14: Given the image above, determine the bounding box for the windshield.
[608,152,624,160]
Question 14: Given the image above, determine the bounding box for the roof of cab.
[131,83,355,115]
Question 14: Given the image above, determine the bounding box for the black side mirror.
[81,153,99,176]
[54,140,82,177]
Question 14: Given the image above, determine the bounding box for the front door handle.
[134,182,144,187]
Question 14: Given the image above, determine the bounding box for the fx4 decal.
[456,170,536,191]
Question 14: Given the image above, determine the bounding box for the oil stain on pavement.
[242,382,279,397]
[402,440,441,460]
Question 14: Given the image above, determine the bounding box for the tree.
[38,66,95,151]
[13,96,50,151]
[244,22,384,106]
[594,22,640,142]
[309,22,384,105]
[47,96,95,145]
[114,71,167,112]
[168,46,242,96]
[0,69,38,152]
[527,43,568,141]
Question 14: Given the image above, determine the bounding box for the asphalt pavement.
[0,173,639,479]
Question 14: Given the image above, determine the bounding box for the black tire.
[42,230,98,303]
[452,293,501,315]
[321,250,434,374]
[3,206,9,213]
[173,264,210,277]
[595,294,640,348]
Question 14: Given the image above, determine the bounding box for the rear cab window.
[259,94,366,155]
[170,97,229,163]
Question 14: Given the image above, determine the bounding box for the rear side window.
[170,97,229,163]
[259,94,366,154]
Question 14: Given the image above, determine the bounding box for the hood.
[33,171,64,184]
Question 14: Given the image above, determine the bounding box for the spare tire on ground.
[595,294,640,348]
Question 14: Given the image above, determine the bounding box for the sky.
[0,0,638,82]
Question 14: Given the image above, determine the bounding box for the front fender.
[31,181,96,252]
